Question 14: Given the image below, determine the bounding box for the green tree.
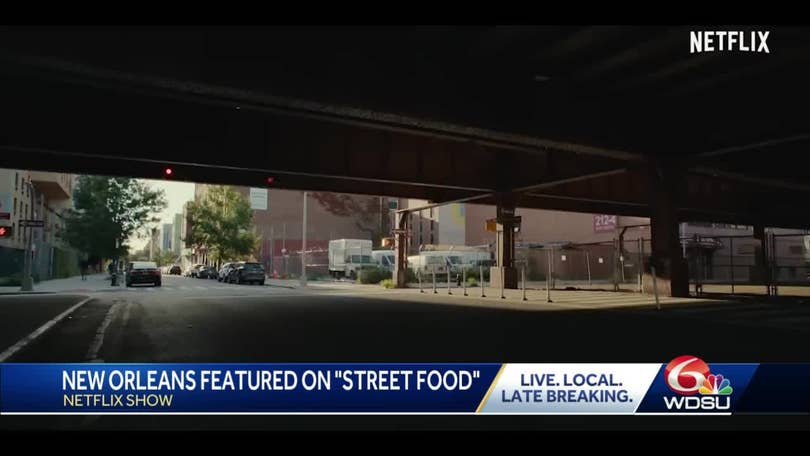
[62,176,167,264]
[157,249,178,267]
[185,186,259,265]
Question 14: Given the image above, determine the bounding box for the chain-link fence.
[394,231,810,295]
[682,233,810,295]
[266,249,330,280]
[514,238,650,291]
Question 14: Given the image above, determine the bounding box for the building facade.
[191,184,395,276]
[172,213,182,255]
[161,223,172,252]
[0,169,79,281]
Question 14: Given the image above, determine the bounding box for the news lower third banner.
[1,358,808,414]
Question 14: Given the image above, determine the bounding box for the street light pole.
[300,191,308,287]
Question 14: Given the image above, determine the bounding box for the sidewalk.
[0,273,113,294]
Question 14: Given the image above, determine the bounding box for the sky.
[129,179,195,251]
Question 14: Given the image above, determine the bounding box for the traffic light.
[0,226,12,238]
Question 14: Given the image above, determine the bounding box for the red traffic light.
[164,168,173,176]
[266,176,275,184]
[0,226,11,237]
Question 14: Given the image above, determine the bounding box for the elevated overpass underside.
[1,26,809,295]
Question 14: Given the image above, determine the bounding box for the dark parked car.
[227,262,266,285]
[197,266,217,279]
[126,261,161,287]
[170,265,182,275]
[189,264,203,278]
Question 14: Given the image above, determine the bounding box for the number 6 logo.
[664,355,710,395]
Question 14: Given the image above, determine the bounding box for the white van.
[372,250,396,272]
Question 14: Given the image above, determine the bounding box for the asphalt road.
[0,294,89,357]
[4,275,810,363]
[2,275,810,430]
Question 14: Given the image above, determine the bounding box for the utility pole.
[300,191,308,287]
[379,197,384,245]
[20,181,35,291]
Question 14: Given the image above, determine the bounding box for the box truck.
[329,239,374,279]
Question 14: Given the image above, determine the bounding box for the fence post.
[463,268,467,296]
[550,247,556,289]
[480,265,486,297]
[612,239,619,292]
[585,251,592,289]
[419,269,423,293]
[637,237,643,293]
[651,265,661,310]
[546,249,553,303]
[772,233,779,297]
[432,265,437,294]
[522,265,527,301]
[500,266,505,299]
[447,267,452,295]
[729,237,735,294]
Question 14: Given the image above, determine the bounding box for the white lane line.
[85,302,122,362]
[0,296,94,362]
[121,301,132,330]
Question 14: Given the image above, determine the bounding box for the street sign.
[593,214,617,233]
[485,219,497,232]
[249,188,268,211]
[20,220,44,228]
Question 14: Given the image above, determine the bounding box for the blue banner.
[1,363,501,413]
[1,360,808,414]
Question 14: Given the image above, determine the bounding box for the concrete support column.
[490,193,518,289]
[393,212,409,288]
[644,161,689,297]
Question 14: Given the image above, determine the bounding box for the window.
[789,245,802,255]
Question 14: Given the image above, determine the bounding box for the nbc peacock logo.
[662,355,732,410]
[699,374,733,395]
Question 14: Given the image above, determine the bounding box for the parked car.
[189,264,203,278]
[170,265,182,275]
[197,266,217,279]
[218,262,235,282]
[227,262,266,285]
[126,261,161,287]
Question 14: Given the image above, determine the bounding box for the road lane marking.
[0,296,94,362]
[85,302,122,362]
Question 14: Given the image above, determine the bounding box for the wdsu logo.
[663,355,732,411]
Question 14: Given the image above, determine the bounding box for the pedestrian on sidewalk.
[80,260,87,280]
